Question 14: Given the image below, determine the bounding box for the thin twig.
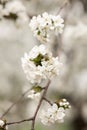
[43,97,53,106]
[6,117,33,125]
[5,80,51,129]
[57,0,68,14]
[31,80,51,130]
[1,88,31,118]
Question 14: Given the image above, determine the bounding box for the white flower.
[28,44,48,59]
[21,55,43,84]
[48,104,65,122]
[16,12,29,26]
[41,57,62,79]
[4,1,26,14]
[58,99,71,109]
[0,120,4,127]
[49,15,64,34]
[2,0,29,25]
[28,90,40,99]
[0,119,8,130]
[29,12,64,43]
[40,110,55,126]
[40,103,65,126]
[21,44,62,84]
[5,125,8,130]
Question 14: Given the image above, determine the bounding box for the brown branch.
[1,88,31,118]
[43,97,53,106]
[57,0,69,14]
[5,80,51,130]
[6,117,33,125]
[30,80,51,130]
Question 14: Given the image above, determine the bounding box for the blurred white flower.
[21,52,44,84]
[21,44,62,84]
[1,0,29,26]
[40,103,65,126]
[29,12,64,43]
[5,125,8,130]
[16,12,29,26]
[0,119,8,129]
[0,119,4,127]
[4,0,26,14]
[49,15,64,34]
[58,99,71,109]
[28,90,40,99]
[41,57,62,79]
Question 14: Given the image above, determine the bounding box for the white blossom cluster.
[21,44,62,84]
[29,12,64,43]
[40,103,65,125]
[57,99,71,109]
[0,119,7,130]
[21,11,70,127]
[0,0,29,26]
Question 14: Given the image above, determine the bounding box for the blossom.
[29,12,64,43]
[41,57,62,79]
[4,1,26,14]
[27,86,42,99]
[1,0,29,25]
[0,119,8,130]
[21,44,62,84]
[28,90,40,99]
[0,120,4,127]
[56,99,71,109]
[40,103,65,126]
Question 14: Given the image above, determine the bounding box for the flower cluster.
[21,44,62,84]
[21,11,70,128]
[0,0,29,25]
[40,103,66,125]
[29,12,64,43]
[0,119,7,130]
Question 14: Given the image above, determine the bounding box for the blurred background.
[0,0,87,130]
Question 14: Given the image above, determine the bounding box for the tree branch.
[1,88,31,118]
[6,117,33,125]
[5,80,51,130]
[30,80,51,130]
[43,97,53,106]
[57,0,69,14]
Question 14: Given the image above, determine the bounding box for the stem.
[6,117,33,125]
[57,1,68,14]
[43,97,53,106]
[31,80,51,130]
[5,80,51,129]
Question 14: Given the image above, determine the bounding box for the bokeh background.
[0,0,87,130]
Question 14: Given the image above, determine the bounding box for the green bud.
[55,99,71,110]
[32,86,43,93]
[30,54,43,66]
[30,53,49,66]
